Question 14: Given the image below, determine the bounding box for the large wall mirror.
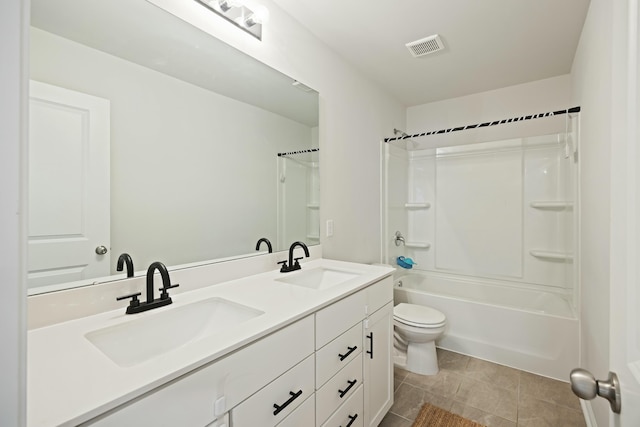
[28,0,320,294]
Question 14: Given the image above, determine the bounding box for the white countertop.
[27,258,394,427]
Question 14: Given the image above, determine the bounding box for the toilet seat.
[394,303,446,329]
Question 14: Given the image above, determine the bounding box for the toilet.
[393,303,447,375]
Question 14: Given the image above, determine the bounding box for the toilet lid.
[394,303,446,327]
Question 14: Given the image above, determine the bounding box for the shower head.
[394,128,410,138]
[391,128,420,151]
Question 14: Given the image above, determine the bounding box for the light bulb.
[249,5,269,24]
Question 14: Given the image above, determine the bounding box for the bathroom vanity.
[27,259,394,427]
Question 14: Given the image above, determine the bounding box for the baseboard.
[580,399,597,427]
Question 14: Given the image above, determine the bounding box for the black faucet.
[116,261,179,314]
[255,237,273,253]
[278,241,310,273]
[116,253,134,278]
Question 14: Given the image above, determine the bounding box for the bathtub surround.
[276,149,320,249]
[383,114,579,379]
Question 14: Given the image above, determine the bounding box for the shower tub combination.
[393,271,578,380]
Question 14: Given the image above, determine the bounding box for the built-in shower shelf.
[529,201,574,210]
[405,202,431,209]
[307,234,320,240]
[306,204,320,209]
[405,242,431,249]
[529,250,574,262]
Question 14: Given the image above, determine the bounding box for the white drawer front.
[365,277,393,316]
[276,391,315,427]
[316,353,363,426]
[316,290,365,349]
[320,384,363,427]
[316,323,362,388]
[232,355,315,427]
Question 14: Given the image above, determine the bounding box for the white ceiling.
[272,0,591,106]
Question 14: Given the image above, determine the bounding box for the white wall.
[571,0,614,425]
[30,27,314,270]
[5,0,405,424]
[147,0,407,264]
[0,0,27,425]
[407,74,572,133]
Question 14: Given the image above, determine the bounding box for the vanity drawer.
[320,384,363,427]
[231,354,315,427]
[365,277,393,316]
[316,322,362,388]
[316,290,366,349]
[275,389,315,427]
[316,353,363,426]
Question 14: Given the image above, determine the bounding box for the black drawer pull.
[341,413,358,427]
[273,390,302,416]
[338,379,357,398]
[338,345,358,361]
[366,332,374,359]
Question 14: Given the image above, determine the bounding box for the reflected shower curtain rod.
[385,106,581,143]
[277,148,319,157]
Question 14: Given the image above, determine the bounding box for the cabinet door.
[363,302,394,427]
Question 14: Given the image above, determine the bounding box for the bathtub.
[393,271,579,380]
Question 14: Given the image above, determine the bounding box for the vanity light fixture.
[195,0,267,40]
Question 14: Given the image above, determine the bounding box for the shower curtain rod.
[277,148,319,157]
[384,106,580,142]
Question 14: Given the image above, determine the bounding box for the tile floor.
[380,349,586,427]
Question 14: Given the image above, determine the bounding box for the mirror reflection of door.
[28,81,110,291]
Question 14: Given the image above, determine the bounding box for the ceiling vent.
[405,34,445,58]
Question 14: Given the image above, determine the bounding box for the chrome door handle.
[570,368,621,413]
[95,245,108,255]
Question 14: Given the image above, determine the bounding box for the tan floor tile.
[395,366,410,381]
[394,366,409,392]
[464,357,520,392]
[449,401,517,427]
[403,368,464,398]
[388,352,588,427]
[518,395,586,427]
[437,348,471,374]
[519,371,581,411]
[378,412,413,427]
[389,382,453,420]
[454,377,518,422]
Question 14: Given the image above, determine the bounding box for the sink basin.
[275,266,362,290]
[85,297,264,367]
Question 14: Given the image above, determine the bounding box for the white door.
[28,81,110,290]
[609,0,640,424]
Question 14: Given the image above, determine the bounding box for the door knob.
[570,368,621,414]
[95,245,108,255]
